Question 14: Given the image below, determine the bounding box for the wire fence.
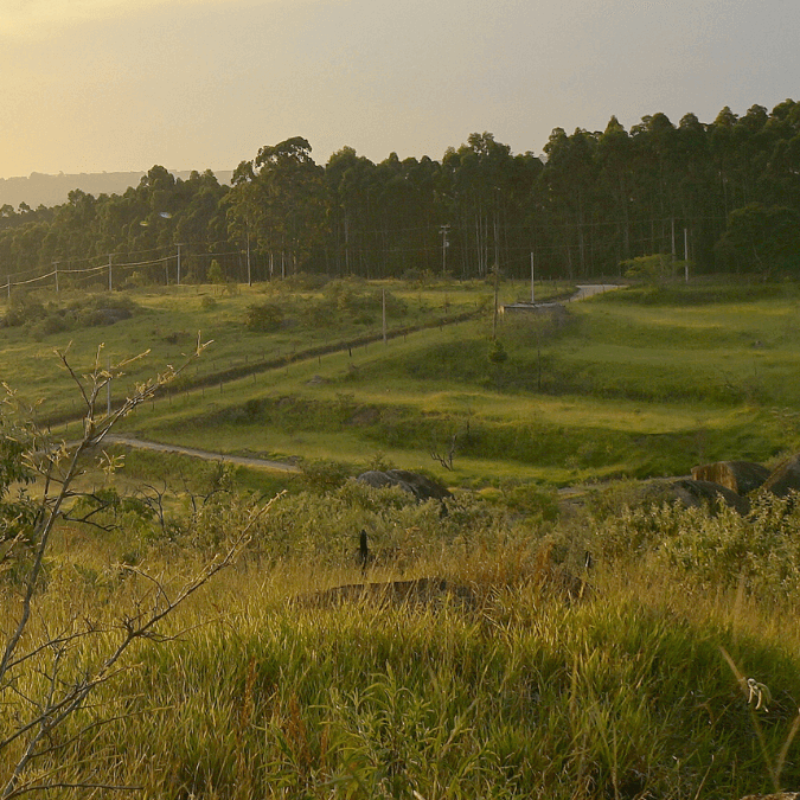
[1,244,252,299]
[0,209,709,298]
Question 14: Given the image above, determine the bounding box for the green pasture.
[3,278,800,487]
[121,282,800,486]
[0,277,546,418]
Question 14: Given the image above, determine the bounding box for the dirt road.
[103,434,302,474]
[572,284,623,300]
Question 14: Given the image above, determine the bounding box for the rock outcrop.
[761,454,800,498]
[356,469,451,502]
[669,478,750,515]
[294,577,475,608]
[691,460,770,495]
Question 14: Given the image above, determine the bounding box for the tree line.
[1,99,799,289]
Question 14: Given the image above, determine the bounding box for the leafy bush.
[594,492,800,600]
[488,337,508,364]
[1,291,137,334]
[300,459,352,493]
[610,281,792,306]
[322,280,407,320]
[1,291,47,327]
[245,301,285,332]
[621,253,678,284]
[207,259,224,284]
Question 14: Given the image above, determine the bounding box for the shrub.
[207,259,225,284]
[594,492,800,600]
[1,291,46,327]
[300,459,352,493]
[4,292,138,335]
[245,301,285,332]
[488,338,508,364]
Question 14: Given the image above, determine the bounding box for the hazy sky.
[1,0,797,179]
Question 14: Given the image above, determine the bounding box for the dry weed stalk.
[721,647,800,795]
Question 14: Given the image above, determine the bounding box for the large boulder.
[669,478,750,515]
[356,470,398,490]
[385,469,451,502]
[691,461,770,495]
[356,469,451,503]
[294,577,475,608]
[761,454,800,498]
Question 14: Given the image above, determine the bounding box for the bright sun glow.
[0,0,222,38]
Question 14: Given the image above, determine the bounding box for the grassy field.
[63,279,800,489]
[2,277,799,489]
[5,276,800,797]
[0,277,549,420]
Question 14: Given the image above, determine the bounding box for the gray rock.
[294,577,476,609]
[670,478,750,515]
[385,469,451,501]
[691,461,770,495]
[761,455,800,498]
[356,469,451,503]
[356,470,400,491]
[739,793,800,800]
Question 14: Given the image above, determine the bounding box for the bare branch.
[0,339,250,797]
[430,432,458,471]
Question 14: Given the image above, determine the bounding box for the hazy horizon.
[2,0,798,181]
[0,168,236,210]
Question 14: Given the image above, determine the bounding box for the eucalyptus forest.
[1,99,799,292]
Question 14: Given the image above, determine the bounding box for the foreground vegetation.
[6,460,800,799]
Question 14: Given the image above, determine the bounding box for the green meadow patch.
[3,277,800,486]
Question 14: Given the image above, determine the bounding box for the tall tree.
[251,137,327,276]
[541,128,598,278]
[440,132,516,278]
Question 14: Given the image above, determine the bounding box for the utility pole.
[671,218,676,263]
[176,244,182,286]
[530,251,535,304]
[684,228,690,283]
[108,255,113,292]
[54,262,59,294]
[440,224,450,277]
[492,263,499,339]
[246,235,251,286]
[382,288,387,344]
[244,219,252,286]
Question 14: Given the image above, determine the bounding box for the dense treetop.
[1,100,798,289]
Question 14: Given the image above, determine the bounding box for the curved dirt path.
[571,284,623,300]
[103,434,302,473]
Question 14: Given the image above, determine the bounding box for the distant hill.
[0,169,233,210]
